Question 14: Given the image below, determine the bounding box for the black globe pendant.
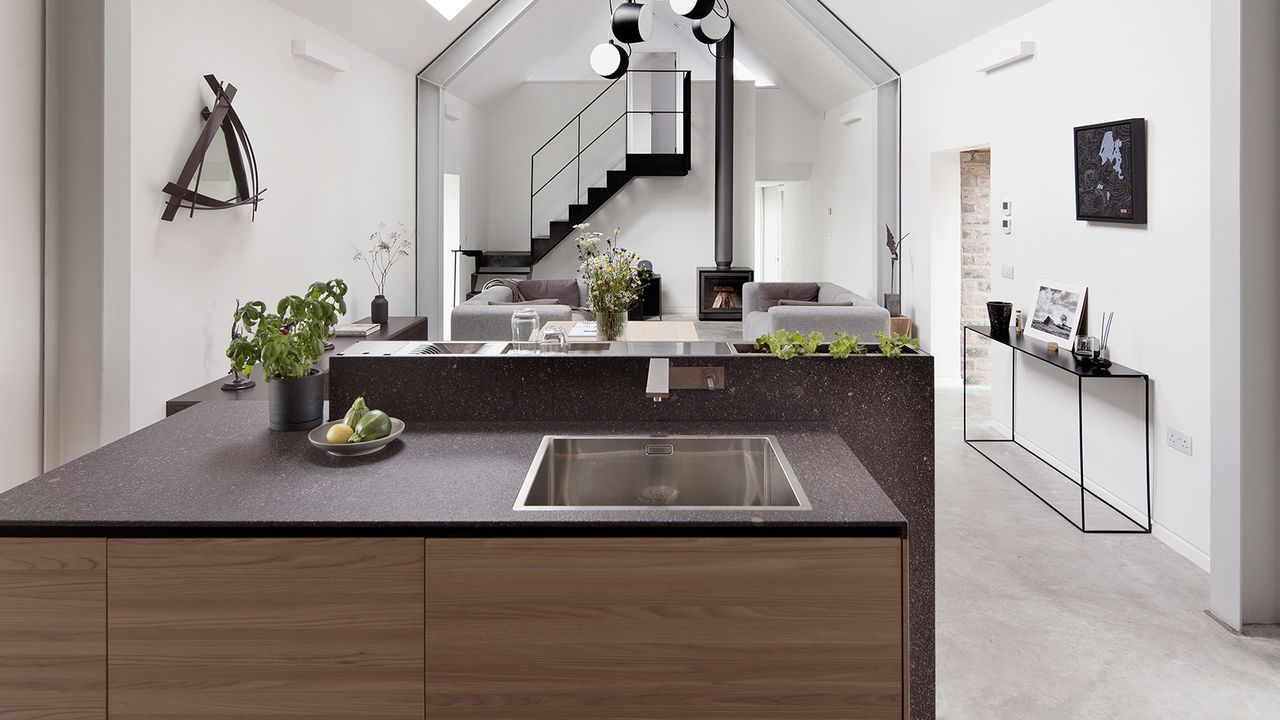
[692,11,732,44]
[611,1,654,44]
[591,40,630,80]
[671,0,715,20]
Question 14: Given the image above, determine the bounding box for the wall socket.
[1001,265,1015,280]
[1167,428,1193,456]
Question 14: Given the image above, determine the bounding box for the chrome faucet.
[646,358,725,402]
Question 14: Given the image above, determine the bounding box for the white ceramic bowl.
[308,418,405,457]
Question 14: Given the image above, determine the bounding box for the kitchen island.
[0,402,909,719]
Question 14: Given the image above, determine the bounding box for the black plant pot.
[987,301,1014,331]
[371,294,389,324]
[267,370,325,432]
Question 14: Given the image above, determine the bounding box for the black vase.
[987,301,1014,331]
[267,370,325,432]
[371,294,389,324]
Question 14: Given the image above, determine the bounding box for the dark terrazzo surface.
[331,351,936,720]
[0,402,903,533]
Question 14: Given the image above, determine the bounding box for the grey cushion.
[777,299,854,307]
[757,282,819,312]
[490,299,559,306]
[518,279,580,307]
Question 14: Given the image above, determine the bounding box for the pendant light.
[611,1,654,44]
[590,40,630,80]
[671,0,715,20]
[692,9,732,44]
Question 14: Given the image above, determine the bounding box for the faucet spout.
[646,358,671,401]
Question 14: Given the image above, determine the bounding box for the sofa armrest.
[741,283,761,315]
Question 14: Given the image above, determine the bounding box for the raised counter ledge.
[0,401,905,535]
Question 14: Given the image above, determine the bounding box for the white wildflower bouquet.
[576,223,642,315]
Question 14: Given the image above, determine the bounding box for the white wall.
[530,81,757,311]
[124,0,416,430]
[755,88,818,182]
[900,0,1213,563]
[1209,0,1280,629]
[0,0,43,491]
[809,91,880,300]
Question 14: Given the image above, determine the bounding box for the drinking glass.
[539,326,569,354]
[511,307,540,348]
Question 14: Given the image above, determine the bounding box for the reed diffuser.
[1096,312,1115,369]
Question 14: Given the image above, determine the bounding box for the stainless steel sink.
[514,436,811,511]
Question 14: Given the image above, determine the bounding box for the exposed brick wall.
[961,149,992,385]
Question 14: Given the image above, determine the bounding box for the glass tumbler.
[511,307,540,348]
[539,326,569,354]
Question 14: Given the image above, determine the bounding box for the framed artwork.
[1026,279,1088,346]
[1074,118,1146,224]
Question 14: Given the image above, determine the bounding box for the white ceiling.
[268,0,494,72]
[269,0,1057,97]
[819,0,1055,71]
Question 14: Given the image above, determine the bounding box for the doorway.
[960,149,992,383]
[759,184,784,281]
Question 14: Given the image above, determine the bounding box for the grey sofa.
[741,282,890,342]
[450,281,588,341]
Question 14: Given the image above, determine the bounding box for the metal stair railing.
[529,69,692,249]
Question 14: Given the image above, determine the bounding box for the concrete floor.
[936,383,1280,718]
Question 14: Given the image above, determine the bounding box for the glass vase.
[595,311,628,342]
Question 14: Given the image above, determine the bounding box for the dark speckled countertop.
[0,402,905,536]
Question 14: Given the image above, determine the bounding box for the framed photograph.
[1074,118,1147,224]
[1026,279,1088,346]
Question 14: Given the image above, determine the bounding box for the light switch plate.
[1167,428,1193,456]
[1001,217,1012,234]
[1002,200,1012,216]
[1001,265,1015,280]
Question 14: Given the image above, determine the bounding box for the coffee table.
[541,320,699,343]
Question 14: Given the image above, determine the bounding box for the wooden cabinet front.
[106,538,424,720]
[424,536,905,719]
[0,539,107,720]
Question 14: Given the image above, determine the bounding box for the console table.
[963,325,1151,533]
[165,316,428,416]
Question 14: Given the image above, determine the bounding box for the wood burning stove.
[697,267,754,321]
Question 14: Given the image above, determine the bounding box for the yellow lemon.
[326,423,354,444]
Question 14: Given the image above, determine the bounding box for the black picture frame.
[1073,118,1147,224]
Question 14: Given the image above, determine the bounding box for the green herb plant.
[755,330,826,360]
[226,279,348,380]
[873,330,921,358]
[829,332,865,359]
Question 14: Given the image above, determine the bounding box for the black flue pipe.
[714,29,734,269]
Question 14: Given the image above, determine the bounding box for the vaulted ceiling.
[272,0,1056,110]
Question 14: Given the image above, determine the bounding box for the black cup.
[987,301,1013,331]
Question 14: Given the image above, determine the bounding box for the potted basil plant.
[226,279,348,431]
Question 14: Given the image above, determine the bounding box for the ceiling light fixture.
[671,0,715,20]
[692,9,732,44]
[591,40,630,80]
[424,0,475,21]
[611,1,654,44]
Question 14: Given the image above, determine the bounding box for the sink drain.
[638,485,680,505]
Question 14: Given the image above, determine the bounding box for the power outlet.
[1001,265,1015,280]
[1167,428,1193,456]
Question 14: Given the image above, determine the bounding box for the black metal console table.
[963,325,1151,533]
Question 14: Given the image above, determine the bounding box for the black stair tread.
[475,266,532,273]
[482,250,533,256]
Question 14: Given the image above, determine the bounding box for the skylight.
[425,0,474,21]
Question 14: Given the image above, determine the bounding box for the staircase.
[468,69,692,295]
